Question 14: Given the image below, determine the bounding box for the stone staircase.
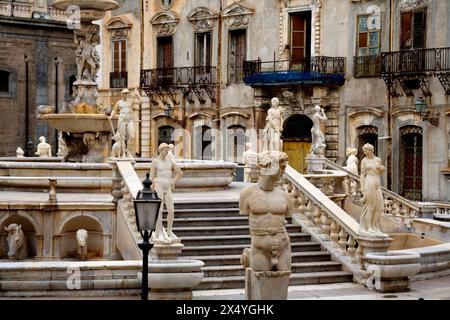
[166,200,353,290]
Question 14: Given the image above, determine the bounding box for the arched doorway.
[400,126,423,201]
[158,126,174,146]
[194,125,212,160]
[282,114,313,173]
[357,125,379,170]
[227,125,246,163]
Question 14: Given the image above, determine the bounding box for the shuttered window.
[195,32,212,67]
[401,10,426,50]
[228,29,246,84]
[112,40,127,73]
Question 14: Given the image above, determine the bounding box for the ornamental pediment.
[222,2,254,18]
[188,7,218,31]
[105,17,132,30]
[151,11,180,35]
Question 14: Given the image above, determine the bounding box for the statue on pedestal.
[35,136,52,157]
[150,143,183,244]
[16,147,25,158]
[344,147,358,175]
[310,105,327,156]
[262,98,284,152]
[240,151,292,300]
[359,143,388,238]
[242,143,257,183]
[110,88,143,158]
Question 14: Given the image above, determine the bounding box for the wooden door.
[283,141,311,173]
[290,12,311,70]
[229,29,246,83]
[157,37,173,84]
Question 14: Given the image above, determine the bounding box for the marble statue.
[262,97,284,152]
[76,229,88,260]
[110,88,143,158]
[242,143,257,183]
[4,224,28,260]
[168,144,175,162]
[16,147,25,158]
[344,147,359,175]
[240,151,292,300]
[359,143,388,238]
[57,132,67,158]
[35,136,52,157]
[150,143,183,244]
[310,105,327,156]
[111,132,124,158]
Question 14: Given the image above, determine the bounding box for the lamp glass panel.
[135,201,160,231]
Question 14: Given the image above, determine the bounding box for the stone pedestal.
[364,251,421,293]
[147,243,204,300]
[305,154,326,173]
[245,268,290,300]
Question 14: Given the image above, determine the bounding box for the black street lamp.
[415,97,427,117]
[133,173,161,301]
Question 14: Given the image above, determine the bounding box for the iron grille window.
[158,126,174,146]
[357,125,379,170]
[400,126,423,201]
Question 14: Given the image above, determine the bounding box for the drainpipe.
[386,0,394,190]
[217,0,223,118]
[54,57,59,152]
[139,0,145,157]
[24,55,31,156]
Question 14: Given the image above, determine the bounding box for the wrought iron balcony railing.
[140,66,216,88]
[140,66,217,105]
[381,47,450,75]
[110,72,128,89]
[353,55,382,78]
[243,57,346,87]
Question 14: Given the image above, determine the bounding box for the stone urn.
[364,251,421,293]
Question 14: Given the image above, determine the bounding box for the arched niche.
[58,215,104,260]
[0,213,39,260]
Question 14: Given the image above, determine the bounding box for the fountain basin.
[52,0,120,21]
[38,114,117,133]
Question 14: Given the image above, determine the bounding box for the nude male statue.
[262,97,284,152]
[110,88,143,158]
[150,143,183,244]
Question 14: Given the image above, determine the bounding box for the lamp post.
[415,97,427,117]
[133,173,161,301]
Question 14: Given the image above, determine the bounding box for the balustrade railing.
[381,47,450,75]
[353,55,382,78]
[322,159,450,229]
[110,72,128,89]
[141,66,217,88]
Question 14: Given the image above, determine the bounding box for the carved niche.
[106,17,132,40]
[187,7,218,32]
[151,11,180,36]
[222,2,254,30]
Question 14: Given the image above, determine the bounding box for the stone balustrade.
[0,1,66,21]
[323,159,427,229]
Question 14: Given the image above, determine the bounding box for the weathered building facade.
[96,0,449,202]
[0,0,76,156]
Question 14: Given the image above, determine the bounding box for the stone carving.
[76,229,88,260]
[4,224,28,260]
[359,143,388,238]
[399,0,430,9]
[48,178,57,202]
[35,136,52,157]
[188,7,217,32]
[243,143,257,183]
[74,24,101,84]
[262,97,284,152]
[111,132,124,158]
[344,147,358,175]
[37,105,56,115]
[168,143,175,162]
[150,143,183,244]
[222,2,253,30]
[310,105,327,156]
[240,151,292,300]
[151,11,179,36]
[82,132,109,163]
[16,147,25,158]
[110,88,143,158]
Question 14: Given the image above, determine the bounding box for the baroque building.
[0,0,76,156]
[95,0,449,202]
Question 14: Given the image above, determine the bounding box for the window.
[195,33,212,68]
[401,10,426,50]
[161,0,172,9]
[357,125,378,170]
[356,15,381,56]
[111,40,127,88]
[228,29,246,84]
[0,70,10,93]
[400,126,423,201]
[157,36,173,85]
[290,12,311,68]
[227,125,246,163]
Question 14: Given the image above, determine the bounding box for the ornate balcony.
[110,72,128,89]
[140,66,217,105]
[353,55,382,78]
[243,57,346,87]
[380,47,450,96]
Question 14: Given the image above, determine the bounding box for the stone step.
[202,261,343,277]
[163,208,241,218]
[195,271,353,290]
[168,216,249,227]
[180,242,321,256]
[173,224,302,236]
[180,233,311,246]
[188,251,332,267]
[173,201,239,210]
